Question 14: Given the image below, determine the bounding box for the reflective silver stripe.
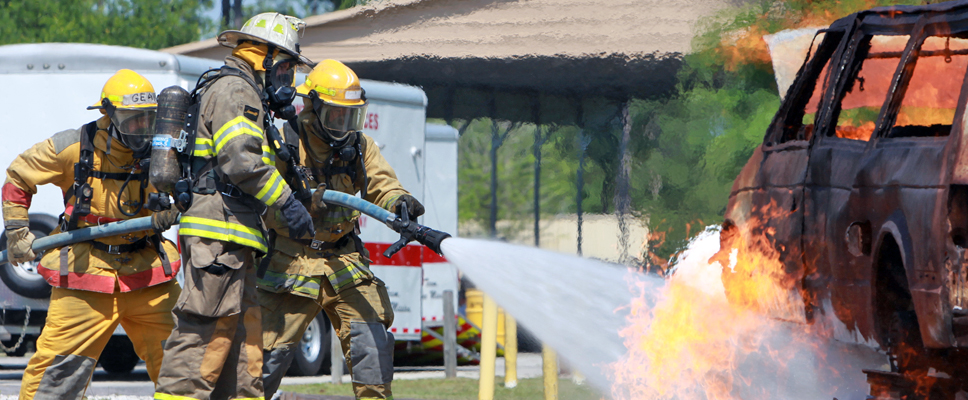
[258,271,321,297]
[256,171,285,205]
[327,264,366,292]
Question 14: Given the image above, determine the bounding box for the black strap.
[90,237,150,254]
[90,171,144,181]
[293,233,351,251]
[64,122,99,231]
[257,230,277,279]
[148,235,172,275]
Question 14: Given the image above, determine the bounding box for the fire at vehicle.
[712,1,968,398]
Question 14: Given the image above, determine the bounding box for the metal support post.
[331,326,343,384]
[479,294,499,400]
[505,314,518,388]
[443,290,457,378]
[543,344,558,400]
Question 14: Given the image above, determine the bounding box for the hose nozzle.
[384,202,452,258]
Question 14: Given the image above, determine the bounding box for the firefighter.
[259,59,424,400]
[2,69,182,400]
[153,12,314,400]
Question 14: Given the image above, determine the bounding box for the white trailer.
[0,43,459,376]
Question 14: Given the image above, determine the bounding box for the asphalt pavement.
[0,353,546,399]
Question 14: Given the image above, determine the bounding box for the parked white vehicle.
[0,43,459,376]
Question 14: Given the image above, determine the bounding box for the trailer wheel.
[288,313,332,376]
[0,214,58,299]
[99,336,140,374]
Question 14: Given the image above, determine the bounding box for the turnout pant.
[260,277,394,400]
[20,280,179,400]
[154,237,264,400]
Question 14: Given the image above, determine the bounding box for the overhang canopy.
[165,0,729,124]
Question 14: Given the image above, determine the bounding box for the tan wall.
[459,214,649,263]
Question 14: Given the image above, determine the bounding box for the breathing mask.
[264,51,299,120]
[101,98,155,155]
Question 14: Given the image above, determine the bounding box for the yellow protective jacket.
[258,108,408,298]
[178,56,293,254]
[1,116,180,293]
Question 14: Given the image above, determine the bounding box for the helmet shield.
[312,99,366,142]
[112,109,156,152]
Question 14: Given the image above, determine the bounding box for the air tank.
[149,86,191,193]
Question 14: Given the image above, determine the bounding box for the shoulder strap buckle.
[172,130,189,153]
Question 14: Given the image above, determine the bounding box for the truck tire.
[0,214,58,299]
[288,313,331,376]
[99,336,140,374]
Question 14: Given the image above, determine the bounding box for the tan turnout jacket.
[259,108,408,298]
[178,56,293,254]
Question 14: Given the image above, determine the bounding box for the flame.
[609,204,837,400]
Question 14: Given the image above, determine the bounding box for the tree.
[224,0,365,32]
[0,0,213,49]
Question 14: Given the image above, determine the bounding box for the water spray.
[0,191,452,264]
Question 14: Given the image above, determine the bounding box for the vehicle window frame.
[872,17,929,139]
[814,18,927,143]
[763,30,843,148]
[873,17,968,141]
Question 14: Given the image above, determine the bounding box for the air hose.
[0,191,450,264]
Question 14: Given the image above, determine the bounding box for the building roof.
[165,0,731,124]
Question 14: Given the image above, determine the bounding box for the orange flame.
[610,204,829,399]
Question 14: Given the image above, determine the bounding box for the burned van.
[718,0,968,373]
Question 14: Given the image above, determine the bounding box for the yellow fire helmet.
[297,59,365,106]
[87,69,157,111]
[297,59,367,142]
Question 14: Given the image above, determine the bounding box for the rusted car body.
[720,0,968,366]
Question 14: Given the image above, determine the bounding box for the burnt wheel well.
[875,236,915,338]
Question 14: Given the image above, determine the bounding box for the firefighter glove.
[282,194,315,239]
[310,183,327,214]
[5,226,36,266]
[151,209,180,232]
[392,195,425,221]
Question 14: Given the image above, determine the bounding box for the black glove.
[392,195,425,221]
[282,194,315,239]
[311,183,327,214]
[151,209,180,232]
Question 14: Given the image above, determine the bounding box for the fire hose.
[0,190,451,265]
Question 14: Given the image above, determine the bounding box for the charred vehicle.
[718,0,968,380]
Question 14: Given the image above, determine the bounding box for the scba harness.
[170,66,272,213]
[61,122,172,280]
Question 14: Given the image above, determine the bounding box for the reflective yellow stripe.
[194,138,215,157]
[382,194,402,210]
[154,393,201,400]
[213,116,263,154]
[178,216,267,252]
[261,145,276,166]
[255,170,285,206]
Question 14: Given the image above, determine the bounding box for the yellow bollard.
[543,344,558,400]
[505,315,518,388]
[479,294,499,400]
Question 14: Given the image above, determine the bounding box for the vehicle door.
[721,30,841,324]
[847,20,968,348]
